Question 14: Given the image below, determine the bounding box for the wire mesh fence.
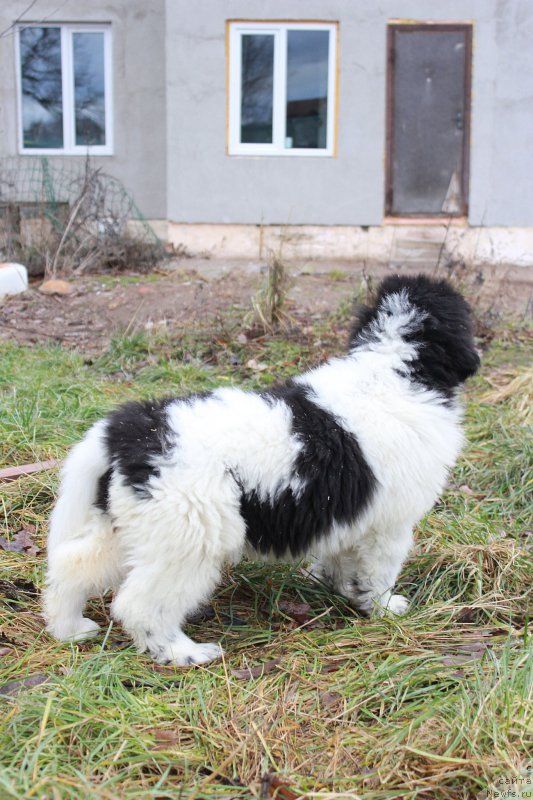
[0,156,165,276]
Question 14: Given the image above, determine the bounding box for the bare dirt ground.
[1,259,531,353]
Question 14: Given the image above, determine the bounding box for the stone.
[39,279,74,296]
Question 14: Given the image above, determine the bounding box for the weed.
[247,250,293,333]
[0,157,165,277]
[327,269,348,282]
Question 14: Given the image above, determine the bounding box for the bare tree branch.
[0,0,71,40]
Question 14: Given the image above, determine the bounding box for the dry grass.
[248,250,293,333]
[0,316,531,799]
[0,159,165,278]
[479,367,532,425]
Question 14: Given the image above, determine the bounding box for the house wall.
[165,0,533,228]
[1,1,532,238]
[0,0,167,219]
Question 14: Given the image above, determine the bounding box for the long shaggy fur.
[43,275,480,665]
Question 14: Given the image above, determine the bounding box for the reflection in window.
[73,32,106,146]
[229,23,335,155]
[241,35,274,143]
[286,30,329,149]
[20,27,64,149]
[18,25,111,152]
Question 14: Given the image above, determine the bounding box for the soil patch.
[0,260,531,353]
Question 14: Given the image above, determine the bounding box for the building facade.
[1,0,532,264]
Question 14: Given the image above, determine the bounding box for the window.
[228,22,337,156]
[16,24,112,154]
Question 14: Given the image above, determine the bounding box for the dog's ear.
[455,342,481,382]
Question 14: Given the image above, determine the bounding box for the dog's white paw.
[385,594,410,615]
[158,639,223,667]
[49,617,101,641]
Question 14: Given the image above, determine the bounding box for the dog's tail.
[47,420,109,554]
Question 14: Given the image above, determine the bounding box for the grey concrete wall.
[0,0,167,219]
[469,0,533,225]
[2,1,532,228]
[166,0,533,227]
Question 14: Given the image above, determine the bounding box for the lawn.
[0,306,531,800]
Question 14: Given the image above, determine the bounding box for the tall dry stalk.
[248,248,293,332]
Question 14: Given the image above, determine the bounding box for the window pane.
[241,34,274,143]
[73,32,106,146]
[286,30,329,149]
[20,27,63,149]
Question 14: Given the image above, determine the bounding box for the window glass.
[286,30,329,149]
[20,26,64,149]
[240,34,274,143]
[73,32,106,146]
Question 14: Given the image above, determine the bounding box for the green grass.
[326,269,349,282]
[0,315,531,799]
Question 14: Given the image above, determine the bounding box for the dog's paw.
[385,594,410,615]
[49,617,101,641]
[306,566,335,591]
[157,640,224,667]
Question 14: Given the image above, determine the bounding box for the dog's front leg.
[312,526,413,617]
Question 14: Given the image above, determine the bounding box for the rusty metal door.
[386,24,472,216]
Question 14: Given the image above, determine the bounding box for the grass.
[0,307,531,799]
[326,270,349,282]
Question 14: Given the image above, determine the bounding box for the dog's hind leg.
[111,490,246,666]
[313,525,413,617]
[43,509,123,640]
[112,556,224,665]
[43,421,123,641]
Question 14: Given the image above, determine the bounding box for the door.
[386,24,472,216]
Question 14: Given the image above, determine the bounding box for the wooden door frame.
[385,22,473,218]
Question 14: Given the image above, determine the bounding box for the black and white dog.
[43,275,480,665]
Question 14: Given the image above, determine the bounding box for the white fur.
[43,422,124,640]
[44,296,466,665]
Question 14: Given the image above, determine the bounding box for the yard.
[0,264,531,799]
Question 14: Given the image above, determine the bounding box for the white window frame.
[15,23,113,156]
[228,21,337,157]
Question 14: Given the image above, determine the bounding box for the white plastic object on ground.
[0,263,29,297]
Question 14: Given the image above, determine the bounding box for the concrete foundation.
[163,222,533,268]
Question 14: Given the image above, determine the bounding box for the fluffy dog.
[43,275,480,665]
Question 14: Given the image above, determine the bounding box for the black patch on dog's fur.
[102,398,176,502]
[240,384,376,558]
[350,274,480,398]
[95,468,112,512]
